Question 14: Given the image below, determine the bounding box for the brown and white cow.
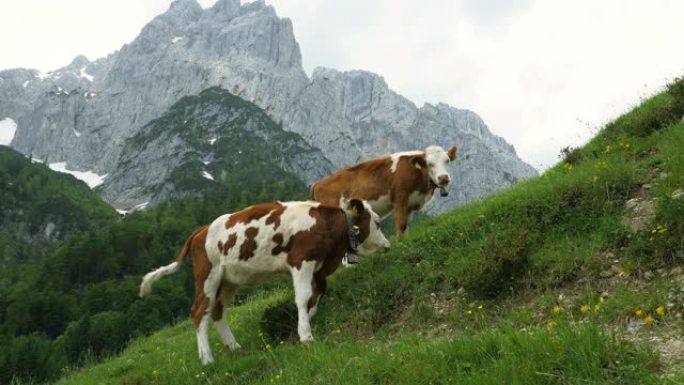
[310,145,458,239]
[139,199,389,365]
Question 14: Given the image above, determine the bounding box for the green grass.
[55,294,662,385]
[52,79,684,384]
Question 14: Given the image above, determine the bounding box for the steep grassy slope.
[55,79,684,385]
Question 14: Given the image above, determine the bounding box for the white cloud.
[2,0,684,170]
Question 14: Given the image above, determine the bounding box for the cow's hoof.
[299,337,314,346]
[200,355,214,366]
[228,342,242,351]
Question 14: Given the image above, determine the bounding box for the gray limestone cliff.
[0,0,536,212]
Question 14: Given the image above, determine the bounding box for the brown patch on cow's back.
[225,203,284,229]
[239,227,259,260]
[218,233,238,256]
[312,157,395,206]
[265,204,287,230]
[271,232,293,255]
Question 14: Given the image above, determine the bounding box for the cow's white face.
[357,201,390,256]
[425,145,457,188]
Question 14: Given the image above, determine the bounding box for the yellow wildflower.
[467,309,474,316]
[643,315,655,325]
[594,304,600,313]
[599,297,605,304]
[335,328,341,334]
[656,306,665,316]
[275,374,281,381]
[548,320,558,331]
[580,304,590,314]
[477,304,484,310]
[552,305,561,314]
[635,309,644,317]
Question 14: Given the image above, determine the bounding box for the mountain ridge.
[0,0,535,211]
[102,87,333,209]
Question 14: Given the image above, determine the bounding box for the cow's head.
[345,198,390,256]
[420,145,457,193]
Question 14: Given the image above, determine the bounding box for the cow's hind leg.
[193,266,223,365]
[290,260,317,342]
[191,294,213,365]
[307,271,327,318]
[212,283,241,351]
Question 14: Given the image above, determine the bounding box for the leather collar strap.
[344,211,360,253]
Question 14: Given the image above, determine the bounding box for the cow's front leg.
[290,260,317,343]
[393,194,409,240]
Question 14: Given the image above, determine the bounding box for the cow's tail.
[309,182,318,201]
[139,226,206,298]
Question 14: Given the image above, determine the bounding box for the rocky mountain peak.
[1,0,536,213]
[209,0,242,19]
[170,0,202,12]
[65,55,91,71]
[165,0,203,21]
[312,66,387,84]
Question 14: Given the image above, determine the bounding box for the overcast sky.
[1,0,683,170]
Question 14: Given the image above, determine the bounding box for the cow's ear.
[411,156,427,170]
[447,145,458,161]
[348,199,366,216]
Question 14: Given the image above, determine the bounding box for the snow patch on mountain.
[0,118,17,146]
[78,67,94,82]
[201,170,214,180]
[48,162,107,188]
